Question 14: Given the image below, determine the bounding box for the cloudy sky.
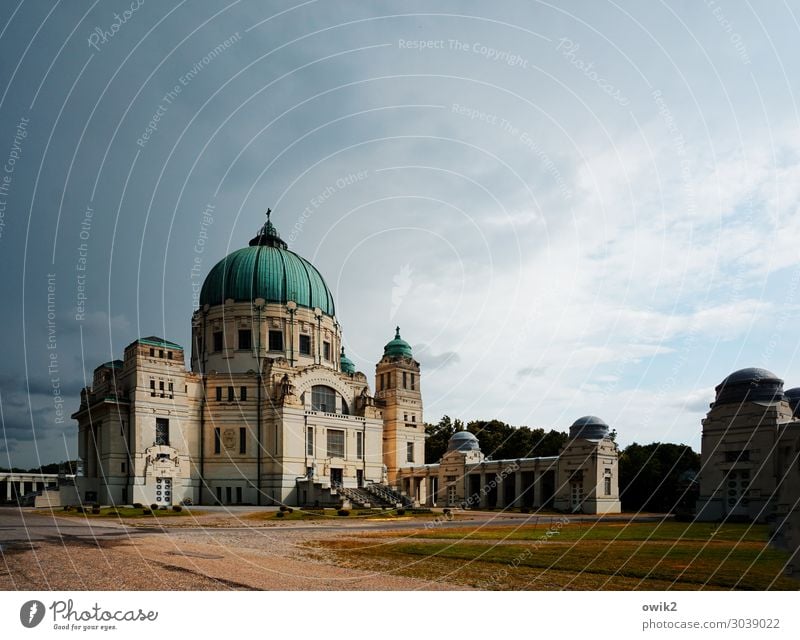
[1,1,799,468]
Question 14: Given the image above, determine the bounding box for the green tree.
[618,442,700,512]
[424,415,457,463]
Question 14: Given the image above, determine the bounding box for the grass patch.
[245,508,435,521]
[314,521,799,590]
[56,506,195,518]
[399,521,770,543]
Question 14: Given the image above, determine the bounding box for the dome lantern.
[383,326,413,358]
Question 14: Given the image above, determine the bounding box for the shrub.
[133,503,143,509]
[443,508,451,515]
[396,508,406,516]
[150,504,158,511]
[279,505,289,512]
[180,498,193,506]
[337,509,350,516]
[141,508,153,515]
[91,506,101,515]
[172,505,182,513]
[275,511,285,518]
[520,506,531,514]
[159,506,168,510]
[62,505,72,512]
[287,507,294,514]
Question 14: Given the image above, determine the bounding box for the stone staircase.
[363,482,413,508]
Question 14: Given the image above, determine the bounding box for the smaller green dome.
[383,326,413,358]
[340,347,355,374]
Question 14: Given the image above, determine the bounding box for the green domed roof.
[340,347,355,374]
[383,326,413,358]
[199,216,335,315]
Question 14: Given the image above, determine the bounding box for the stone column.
[495,471,505,509]
[534,471,543,507]
[479,472,488,508]
[514,470,523,508]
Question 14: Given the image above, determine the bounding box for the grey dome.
[569,415,610,441]
[447,430,481,453]
[714,367,783,406]
[784,387,800,416]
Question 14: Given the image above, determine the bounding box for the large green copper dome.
[199,216,335,316]
[383,326,413,358]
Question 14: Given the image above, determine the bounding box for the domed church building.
[70,214,619,512]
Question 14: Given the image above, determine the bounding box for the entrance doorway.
[570,482,583,512]
[330,468,343,486]
[155,477,172,505]
[356,469,364,487]
[447,484,457,506]
[726,469,749,516]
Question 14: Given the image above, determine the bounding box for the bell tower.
[376,327,425,485]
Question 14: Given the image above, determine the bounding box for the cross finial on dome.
[395,326,401,338]
[265,207,271,221]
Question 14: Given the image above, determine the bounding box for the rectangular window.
[213,330,223,352]
[159,380,165,397]
[725,450,750,462]
[150,380,156,397]
[150,348,155,357]
[299,334,311,355]
[327,429,345,458]
[121,462,126,473]
[406,442,414,463]
[155,418,169,446]
[356,432,363,460]
[403,372,407,388]
[410,373,415,390]
[411,415,416,423]
[168,381,174,398]
[268,330,284,351]
[226,487,232,504]
[323,341,331,360]
[239,427,246,454]
[604,476,612,496]
[167,351,173,360]
[215,486,221,503]
[159,349,164,359]
[404,413,408,422]
[214,428,221,454]
[240,386,247,401]
[236,486,242,504]
[238,328,252,350]
[228,386,235,402]
[215,387,222,402]
[306,427,314,456]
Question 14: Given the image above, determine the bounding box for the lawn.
[312,520,799,590]
[53,506,195,518]
[245,507,436,521]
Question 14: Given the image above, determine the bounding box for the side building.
[396,416,620,514]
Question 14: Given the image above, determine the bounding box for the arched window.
[311,385,336,412]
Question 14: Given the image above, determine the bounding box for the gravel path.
[0,509,468,590]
